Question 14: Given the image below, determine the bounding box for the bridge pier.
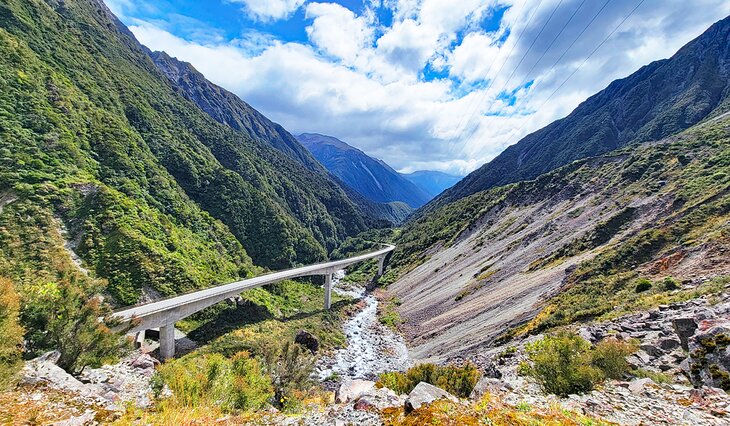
[323,273,332,310]
[159,323,176,360]
[377,255,386,276]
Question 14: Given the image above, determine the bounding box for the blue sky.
[107,0,730,174]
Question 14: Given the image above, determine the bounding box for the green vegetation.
[377,362,480,398]
[519,332,635,397]
[379,296,404,329]
[634,278,653,293]
[154,351,272,413]
[0,277,23,390]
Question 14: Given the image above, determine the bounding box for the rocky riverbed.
[316,270,412,381]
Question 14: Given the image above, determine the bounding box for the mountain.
[387,114,730,361]
[297,133,431,209]
[148,52,407,226]
[0,0,382,310]
[149,51,322,171]
[425,15,730,212]
[402,170,462,198]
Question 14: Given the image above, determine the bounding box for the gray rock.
[354,387,402,411]
[628,377,655,394]
[405,382,459,412]
[686,323,730,389]
[640,343,664,358]
[470,377,512,399]
[658,338,681,351]
[672,317,698,350]
[336,379,375,403]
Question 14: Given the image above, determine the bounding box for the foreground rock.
[405,382,459,412]
[21,350,157,411]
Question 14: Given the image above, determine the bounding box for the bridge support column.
[324,273,332,310]
[159,323,175,361]
[377,255,386,277]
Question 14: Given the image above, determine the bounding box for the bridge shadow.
[186,297,358,346]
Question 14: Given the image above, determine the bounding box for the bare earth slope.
[389,116,730,362]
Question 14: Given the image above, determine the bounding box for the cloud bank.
[113,0,730,174]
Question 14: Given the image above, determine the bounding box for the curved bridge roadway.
[112,244,395,360]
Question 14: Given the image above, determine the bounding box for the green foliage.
[21,278,126,374]
[377,362,480,398]
[379,296,404,329]
[634,278,653,293]
[261,341,315,409]
[520,332,636,397]
[156,351,272,412]
[0,277,24,390]
[662,276,680,291]
[590,338,637,380]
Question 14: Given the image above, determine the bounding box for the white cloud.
[126,0,730,175]
[228,0,306,21]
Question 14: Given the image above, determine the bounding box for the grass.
[381,395,615,426]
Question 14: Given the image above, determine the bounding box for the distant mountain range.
[401,171,462,199]
[297,133,460,209]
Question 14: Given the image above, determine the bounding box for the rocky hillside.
[425,15,730,213]
[402,170,462,199]
[298,133,431,209]
[387,113,729,361]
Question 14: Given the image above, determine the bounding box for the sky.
[106,0,730,175]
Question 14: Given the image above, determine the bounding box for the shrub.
[589,338,636,379]
[21,279,125,374]
[520,332,602,396]
[521,332,637,396]
[0,277,24,390]
[635,278,653,293]
[261,341,315,409]
[662,277,680,291]
[157,351,272,412]
[376,362,480,398]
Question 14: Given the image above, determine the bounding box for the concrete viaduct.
[111,244,395,360]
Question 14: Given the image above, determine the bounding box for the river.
[316,270,412,381]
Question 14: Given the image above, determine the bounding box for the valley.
[0,1,729,425]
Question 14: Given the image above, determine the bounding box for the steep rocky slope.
[388,115,730,361]
[425,15,730,213]
[298,133,431,209]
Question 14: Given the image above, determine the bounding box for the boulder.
[672,317,698,350]
[686,323,730,390]
[639,343,663,358]
[353,387,403,411]
[336,379,375,403]
[295,330,319,354]
[469,377,512,399]
[658,337,681,351]
[628,377,655,394]
[405,382,458,412]
[53,410,96,426]
[131,353,159,371]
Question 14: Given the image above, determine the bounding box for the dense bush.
[0,277,24,390]
[377,362,480,398]
[520,332,635,396]
[635,278,653,293]
[663,277,680,291]
[156,351,272,412]
[261,341,316,409]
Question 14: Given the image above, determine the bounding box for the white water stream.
[317,270,412,381]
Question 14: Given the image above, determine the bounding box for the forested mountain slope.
[0,0,379,310]
[149,51,322,171]
[424,15,730,213]
[387,114,730,361]
[297,133,431,208]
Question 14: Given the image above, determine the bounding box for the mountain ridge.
[421,15,730,214]
[297,133,432,209]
